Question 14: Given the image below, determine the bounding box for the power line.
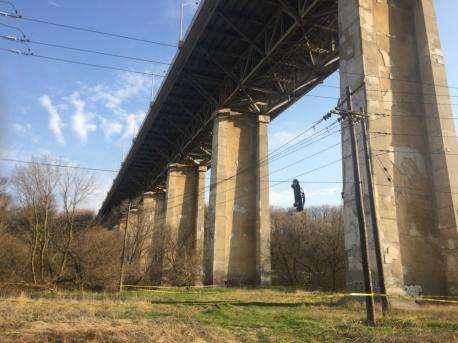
[0,9,178,48]
[0,157,118,173]
[0,21,26,37]
[373,149,458,156]
[0,1,18,14]
[0,47,166,77]
[160,120,341,204]
[142,120,343,210]
[2,46,458,106]
[33,53,166,77]
[320,84,458,98]
[269,122,340,163]
[1,118,342,209]
[317,92,458,106]
[24,38,172,66]
[339,70,458,91]
[370,131,458,139]
[269,127,341,164]
[3,5,458,93]
[6,140,458,211]
[369,112,458,120]
[112,115,458,208]
[265,117,324,159]
[270,141,341,176]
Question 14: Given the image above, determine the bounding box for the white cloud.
[86,72,151,142]
[91,73,150,116]
[39,94,66,144]
[98,116,123,140]
[38,71,152,145]
[69,93,97,143]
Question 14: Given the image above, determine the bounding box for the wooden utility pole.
[118,201,131,292]
[345,86,376,325]
[360,113,389,315]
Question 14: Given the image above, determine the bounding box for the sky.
[0,0,457,211]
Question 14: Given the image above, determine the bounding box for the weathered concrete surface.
[208,110,271,286]
[142,191,166,284]
[162,163,206,284]
[339,0,458,295]
[141,192,161,283]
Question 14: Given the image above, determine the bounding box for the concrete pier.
[162,163,206,284]
[208,110,271,286]
[142,191,166,284]
[339,0,458,295]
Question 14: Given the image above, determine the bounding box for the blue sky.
[0,0,456,210]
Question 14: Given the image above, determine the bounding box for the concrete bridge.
[99,0,458,295]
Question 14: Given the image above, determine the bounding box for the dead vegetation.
[0,293,232,343]
[0,289,456,343]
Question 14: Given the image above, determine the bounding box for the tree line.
[0,155,346,291]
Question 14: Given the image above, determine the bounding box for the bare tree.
[11,156,60,284]
[271,206,346,290]
[0,177,10,233]
[57,166,95,279]
[116,199,158,288]
[68,226,122,291]
[161,226,202,286]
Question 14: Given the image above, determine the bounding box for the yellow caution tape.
[1,290,457,306]
[123,284,217,289]
[123,287,458,303]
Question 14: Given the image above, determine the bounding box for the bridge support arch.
[339,0,458,295]
[208,110,271,286]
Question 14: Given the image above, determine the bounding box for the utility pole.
[360,111,389,315]
[344,86,376,325]
[118,201,131,292]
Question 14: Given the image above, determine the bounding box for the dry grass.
[0,294,232,343]
[0,289,457,342]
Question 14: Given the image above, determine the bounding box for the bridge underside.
[101,0,458,296]
[99,0,339,213]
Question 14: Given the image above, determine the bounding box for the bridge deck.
[99,0,339,217]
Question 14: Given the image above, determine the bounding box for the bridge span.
[100,0,458,296]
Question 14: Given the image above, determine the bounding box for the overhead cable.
[0,8,178,48]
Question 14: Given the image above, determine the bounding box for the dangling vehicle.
[291,179,305,212]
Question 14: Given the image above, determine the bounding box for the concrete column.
[147,191,166,284]
[339,0,458,295]
[195,165,207,285]
[413,0,458,296]
[256,114,272,286]
[209,110,271,286]
[163,163,206,284]
[140,192,157,282]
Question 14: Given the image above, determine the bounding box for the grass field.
[0,288,457,342]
